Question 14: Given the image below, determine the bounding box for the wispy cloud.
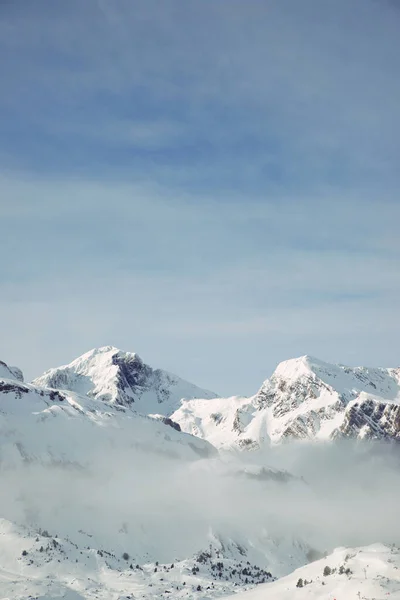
[1,0,400,186]
[0,1,399,392]
[1,173,399,392]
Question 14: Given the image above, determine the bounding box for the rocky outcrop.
[335,397,400,441]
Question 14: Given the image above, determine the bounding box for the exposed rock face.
[149,414,182,432]
[336,397,400,441]
[0,380,30,398]
[256,356,400,443]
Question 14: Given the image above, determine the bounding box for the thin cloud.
[1,1,399,392]
[1,0,399,186]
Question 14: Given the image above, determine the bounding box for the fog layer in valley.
[1,439,399,567]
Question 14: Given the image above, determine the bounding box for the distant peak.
[97,345,119,353]
[96,346,141,359]
[0,360,24,382]
[83,345,120,357]
[72,346,142,364]
[32,344,217,415]
[272,355,331,380]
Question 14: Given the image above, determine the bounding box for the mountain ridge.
[31,348,400,447]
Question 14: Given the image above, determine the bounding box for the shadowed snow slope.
[172,355,400,448]
[33,345,217,416]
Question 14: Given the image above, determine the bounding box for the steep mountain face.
[256,355,400,442]
[33,346,217,416]
[172,356,400,448]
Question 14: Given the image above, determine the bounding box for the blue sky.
[1,0,400,394]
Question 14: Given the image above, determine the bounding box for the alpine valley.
[0,347,399,600]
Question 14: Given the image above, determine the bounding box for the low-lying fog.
[1,439,398,564]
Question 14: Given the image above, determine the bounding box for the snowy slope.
[0,371,216,469]
[1,516,399,600]
[0,473,308,598]
[33,346,217,416]
[172,396,264,450]
[225,543,400,600]
[172,355,400,448]
[0,517,306,600]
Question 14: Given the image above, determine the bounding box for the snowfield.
[0,375,216,469]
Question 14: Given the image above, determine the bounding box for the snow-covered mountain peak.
[266,354,400,404]
[256,355,400,441]
[0,360,24,382]
[33,346,217,416]
[272,355,325,381]
[70,345,142,365]
[173,355,400,449]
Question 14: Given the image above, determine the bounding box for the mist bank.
[0,438,399,567]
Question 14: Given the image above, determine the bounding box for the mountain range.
[1,345,399,599]
[27,347,400,449]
